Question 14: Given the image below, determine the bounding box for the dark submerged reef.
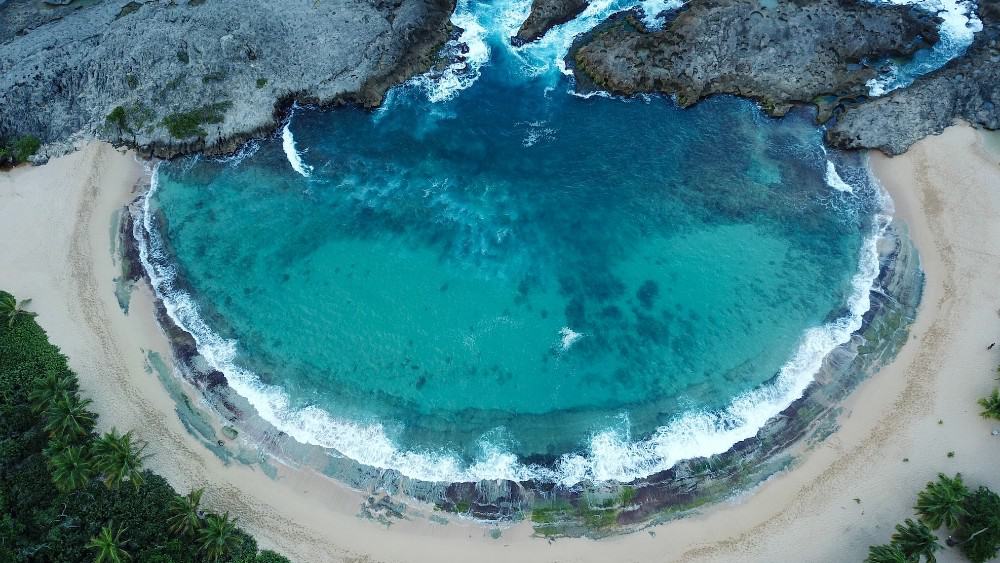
[124,187,924,536]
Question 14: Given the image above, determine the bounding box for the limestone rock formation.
[512,0,589,45]
[0,0,454,158]
[569,0,938,116]
[827,0,1000,155]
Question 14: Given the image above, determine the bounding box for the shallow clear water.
[144,0,887,484]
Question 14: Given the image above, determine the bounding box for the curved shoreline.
[130,201,921,530]
[1,123,999,558]
[130,155,915,497]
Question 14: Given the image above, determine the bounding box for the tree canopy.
[0,290,289,563]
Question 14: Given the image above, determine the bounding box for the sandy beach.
[1,124,998,562]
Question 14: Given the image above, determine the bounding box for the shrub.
[978,388,1000,420]
[106,103,156,140]
[11,136,41,161]
[957,486,1000,563]
[161,102,231,139]
[0,135,42,164]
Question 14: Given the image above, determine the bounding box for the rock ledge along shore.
[512,0,590,45]
[827,0,1000,155]
[568,0,940,117]
[0,0,455,160]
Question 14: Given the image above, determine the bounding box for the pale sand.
[1,125,998,562]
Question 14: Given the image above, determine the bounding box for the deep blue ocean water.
[137,0,917,484]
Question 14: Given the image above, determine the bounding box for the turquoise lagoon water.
[140,0,890,484]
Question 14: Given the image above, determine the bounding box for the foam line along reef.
[136,112,893,488]
[129,0,922,525]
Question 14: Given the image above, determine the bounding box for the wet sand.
[1,124,998,561]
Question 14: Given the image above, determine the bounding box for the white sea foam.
[866,0,981,96]
[281,121,313,177]
[410,0,684,102]
[410,0,490,102]
[825,160,855,193]
[138,0,895,485]
[559,327,584,350]
[138,163,892,486]
[551,205,891,483]
[520,120,557,146]
[212,138,261,168]
[505,0,683,79]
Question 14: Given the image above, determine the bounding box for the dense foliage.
[0,135,41,166]
[916,473,970,531]
[0,291,290,562]
[866,474,1000,563]
[956,487,1000,563]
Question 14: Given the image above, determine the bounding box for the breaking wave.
[137,162,889,486]
[409,0,491,102]
[826,160,855,193]
[867,0,981,95]
[282,120,313,177]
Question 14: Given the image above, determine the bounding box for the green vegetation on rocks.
[161,102,232,139]
[0,135,41,166]
[0,290,290,563]
[106,103,156,141]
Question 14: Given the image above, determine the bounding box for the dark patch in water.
[637,280,660,309]
[601,305,622,319]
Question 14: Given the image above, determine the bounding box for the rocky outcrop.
[0,0,454,159]
[827,0,1000,155]
[512,0,588,45]
[569,0,938,116]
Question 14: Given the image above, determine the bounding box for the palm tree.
[43,435,73,459]
[43,391,95,440]
[49,445,94,493]
[865,543,911,563]
[29,371,78,413]
[92,429,150,490]
[197,512,239,562]
[86,524,131,563]
[167,488,205,537]
[978,388,1000,421]
[891,518,941,562]
[915,473,969,530]
[0,294,36,328]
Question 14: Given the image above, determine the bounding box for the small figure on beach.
[989,342,996,350]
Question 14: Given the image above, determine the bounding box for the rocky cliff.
[569,0,939,116]
[512,0,589,45]
[0,0,454,159]
[827,0,1000,155]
